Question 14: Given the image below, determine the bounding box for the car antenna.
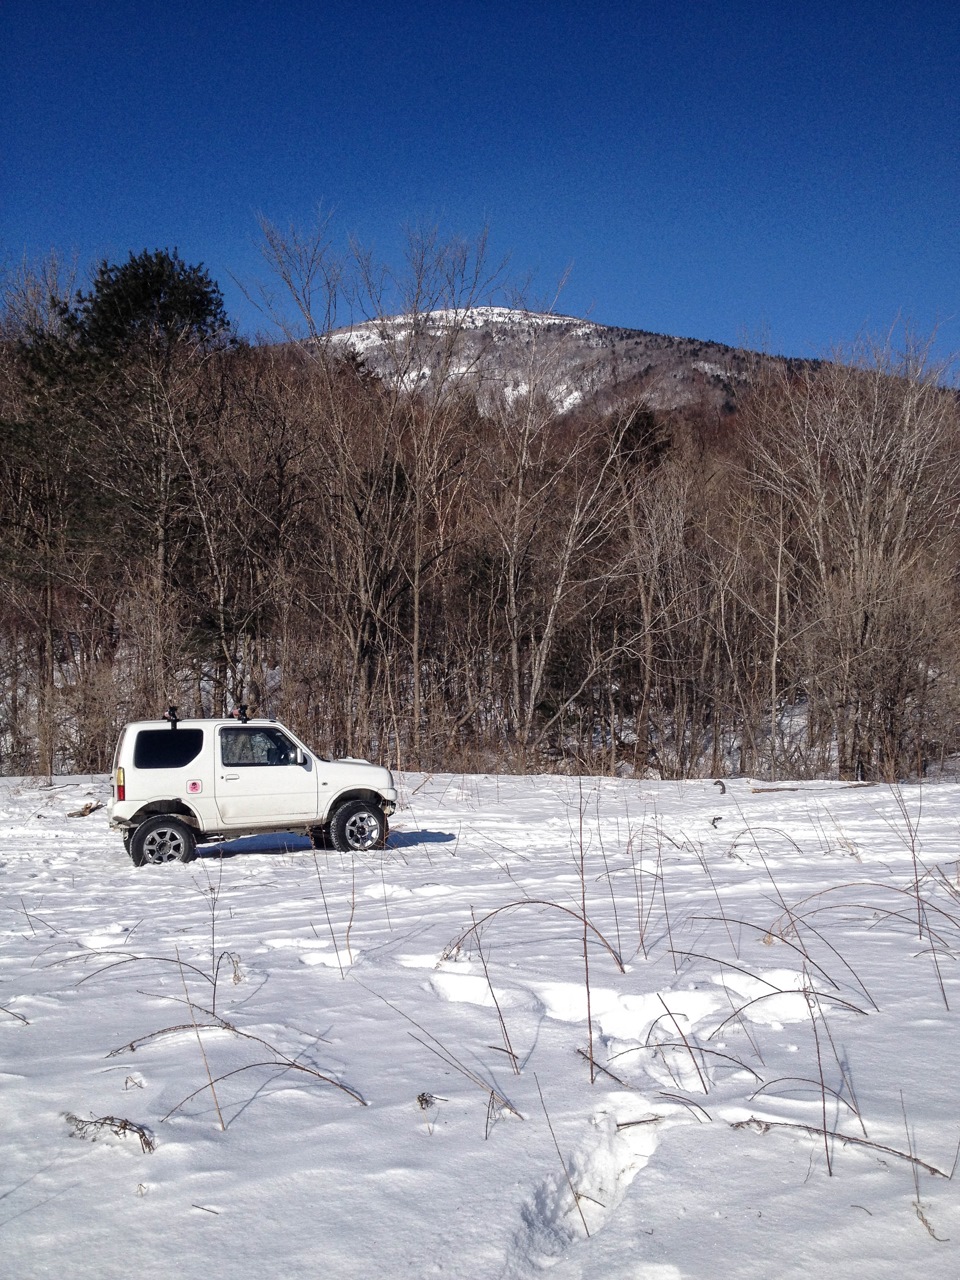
[164,705,179,729]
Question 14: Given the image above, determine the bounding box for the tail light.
[116,767,125,802]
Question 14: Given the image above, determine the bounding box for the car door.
[214,725,319,826]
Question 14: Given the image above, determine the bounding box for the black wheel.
[122,828,133,856]
[129,815,197,866]
[329,800,386,852]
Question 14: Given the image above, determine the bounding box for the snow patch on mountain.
[325,307,767,416]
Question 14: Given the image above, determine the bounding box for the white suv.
[108,713,397,866]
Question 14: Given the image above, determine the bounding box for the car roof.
[126,718,283,730]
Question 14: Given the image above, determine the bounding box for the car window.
[133,729,204,770]
[220,727,297,767]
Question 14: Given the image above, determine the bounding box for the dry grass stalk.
[447,900,624,973]
[313,852,345,979]
[733,1115,951,1178]
[177,946,226,1131]
[471,909,519,1074]
[357,981,520,1128]
[578,783,596,1084]
[534,1072,591,1239]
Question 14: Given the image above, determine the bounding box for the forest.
[2,230,958,781]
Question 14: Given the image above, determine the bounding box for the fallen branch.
[66,1112,155,1153]
[67,800,104,817]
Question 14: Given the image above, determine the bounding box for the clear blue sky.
[3,1,958,361]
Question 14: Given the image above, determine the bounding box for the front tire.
[329,800,386,852]
[129,816,197,866]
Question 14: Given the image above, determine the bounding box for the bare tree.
[741,338,960,779]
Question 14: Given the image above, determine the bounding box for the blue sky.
[3,1,958,361]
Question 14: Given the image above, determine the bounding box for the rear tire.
[129,816,197,867]
[329,800,386,852]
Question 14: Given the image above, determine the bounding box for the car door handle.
[222,773,240,781]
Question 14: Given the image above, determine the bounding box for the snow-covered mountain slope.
[326,307,782,415]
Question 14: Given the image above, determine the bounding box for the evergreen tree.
[67,247,229,362]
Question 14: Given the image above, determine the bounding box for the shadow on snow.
[197,828,456,859]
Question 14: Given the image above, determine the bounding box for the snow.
[325,306,602,352]
[325,307,593,413]
[3,772,959,1278]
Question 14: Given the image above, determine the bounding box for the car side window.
[220,727,297,767]
[134,728,204,769]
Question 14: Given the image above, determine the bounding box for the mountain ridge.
[326,306,802,416]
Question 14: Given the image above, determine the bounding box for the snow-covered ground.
[3,772,959,1278]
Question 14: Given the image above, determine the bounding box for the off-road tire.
[129,815,197,866]
[328,800,387,852]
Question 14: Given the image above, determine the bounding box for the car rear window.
[133,729,204,770]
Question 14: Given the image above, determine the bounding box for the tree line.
[2,231,958,780]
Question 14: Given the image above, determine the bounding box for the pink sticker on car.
[187,780,202,794]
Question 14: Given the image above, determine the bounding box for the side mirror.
[294,747,306,766]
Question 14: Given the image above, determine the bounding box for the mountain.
[326,306,788,416]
